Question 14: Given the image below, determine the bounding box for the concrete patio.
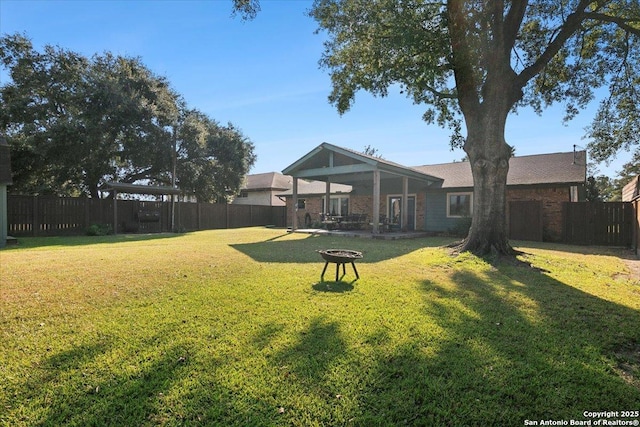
[289,228,433,240]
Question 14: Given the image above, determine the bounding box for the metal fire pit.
[317,249,363,282]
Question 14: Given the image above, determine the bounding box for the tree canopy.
[309,0,640,156]
[0,33,256,202]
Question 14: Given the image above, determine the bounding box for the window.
[447,192,472,217]
[322,196,349,215]
[237,190,248,198]
[296,199,306,209]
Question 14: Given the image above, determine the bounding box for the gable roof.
[277,180,352,197]
[415,151,586,189]
[241,172,291,191]
[622,176,640,201]
[282,142,441,185]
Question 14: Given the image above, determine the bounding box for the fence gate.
[563,202,633,246]
[509,200,543,241]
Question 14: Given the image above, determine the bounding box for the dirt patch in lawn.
[610,340,640,389]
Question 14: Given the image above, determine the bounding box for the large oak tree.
[0,34,256,202]
[236,0,640,255]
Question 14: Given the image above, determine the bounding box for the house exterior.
[232,172,292,206]
[417,151,587,241]
[280,142,587,241]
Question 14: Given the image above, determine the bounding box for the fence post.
[32,195,39,237]
[197,202,202,231]
[84,197,90,231]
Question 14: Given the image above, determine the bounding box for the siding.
[425,191,454,232]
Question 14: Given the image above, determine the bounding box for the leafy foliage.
[309,0,640,151]
[176,110,256,202]
[0,34,256,201]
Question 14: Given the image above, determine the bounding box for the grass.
[1,227,639,426]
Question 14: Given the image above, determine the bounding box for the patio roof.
[282,142,443,233]
[281,142,442,186]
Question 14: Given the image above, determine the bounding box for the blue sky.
[0,0,629,178]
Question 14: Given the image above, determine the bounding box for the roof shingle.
[415,151,586,189]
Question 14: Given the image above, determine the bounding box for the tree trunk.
[457,103,515,256]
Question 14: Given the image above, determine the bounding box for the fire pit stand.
[316,249,363,282]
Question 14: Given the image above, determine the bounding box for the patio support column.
[325,180,331,216]
[402,176,409,232]
[372,170,380,234]
[292,177,298,230]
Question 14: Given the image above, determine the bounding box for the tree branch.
[516,0,593,88]
[503,0,529,51]
[424,85,458,99]
[583,12,640,36]
[447,0,480,115]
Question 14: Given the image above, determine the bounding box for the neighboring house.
[622,176,640,254]
[280,142,587,241]
[233,172,292,206]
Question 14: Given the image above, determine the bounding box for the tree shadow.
[230,234,453,264]
[4,232,186,250]
[5,330,193,426]
[173,316,351,425]
[407,263,640,422]
[511,239,638,260]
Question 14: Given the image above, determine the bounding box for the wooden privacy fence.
[7,195,286,237]
[563,201,633,246]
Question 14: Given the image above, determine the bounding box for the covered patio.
[292,227,434,240]
[101,182,182,234]
[282,143,441,234]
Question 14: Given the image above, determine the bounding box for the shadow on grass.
[511,239,638,260]
[395,263,640,423]
[312,280,356,293]
[4,232,185,249]
[230,234,454,264]
[251,256,640,424]
[5,329,194,427]
[6,246,639,425]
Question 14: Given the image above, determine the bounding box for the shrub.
[86,223,113,236]
[449,216,472,237]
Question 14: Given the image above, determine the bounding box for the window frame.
[322,195,350,216]
[446,192,473,218]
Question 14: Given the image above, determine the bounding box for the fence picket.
[562,202,633,246]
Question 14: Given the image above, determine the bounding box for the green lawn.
[1,228,639,426]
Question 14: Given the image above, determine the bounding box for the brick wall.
[285,192,427,230]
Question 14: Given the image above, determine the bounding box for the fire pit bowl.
[316,249,363,282]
